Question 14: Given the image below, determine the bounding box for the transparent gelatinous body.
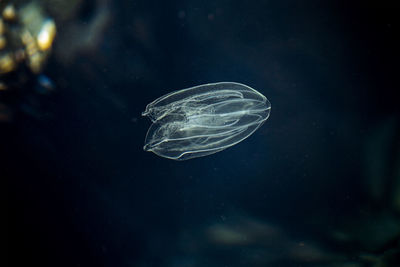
[142,82,271,160]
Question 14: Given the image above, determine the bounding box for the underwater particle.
[0,54,16,74]
[3,4,17,21]
[37,19,56,51]
[37,74,54,92]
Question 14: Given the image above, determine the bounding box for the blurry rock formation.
[0,1,56,121]
[0,0,110,121]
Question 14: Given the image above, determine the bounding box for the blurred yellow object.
[37,19,56,51]
[3,4,16,21]
[29,52,43,73]
[21,30,38,57]
[0,36,6,49]
[0,54,16,74]
[0,19,4,34]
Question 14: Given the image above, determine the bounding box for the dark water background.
[4,0,399,266]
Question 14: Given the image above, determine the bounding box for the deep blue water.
[4,0,399,266]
